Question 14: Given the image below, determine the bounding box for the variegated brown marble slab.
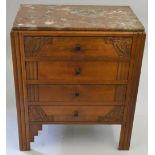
[13,5,144,31]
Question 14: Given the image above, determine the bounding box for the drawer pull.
[75,92,80,97]
[74,111,79,117]
[75,68,81,75]
[74,45,81,52]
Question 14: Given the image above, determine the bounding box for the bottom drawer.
[29,106,124,124]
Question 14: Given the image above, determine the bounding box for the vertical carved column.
[27,85,39,102]
[117,62,129,80]
[25,61,38,80]
[115,85,127,104]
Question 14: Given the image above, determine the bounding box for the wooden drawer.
[27,84,126,105]
[25,61,129,83]
[29,106,124,123]
[24,36,132,59]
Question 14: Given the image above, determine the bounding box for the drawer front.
[25,61,129,83]
[24,36,132,59]
[27,84,126,105]
[29,106,124,123]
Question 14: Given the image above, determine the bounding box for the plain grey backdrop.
[6,1,148,155]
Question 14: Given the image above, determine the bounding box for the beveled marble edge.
[12,26,144,32]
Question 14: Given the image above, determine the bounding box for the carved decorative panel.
[29,106,124,123]
[29,106,54,122]
[97,107,124,123]
[104,37,132,57]
[24,36,53,57]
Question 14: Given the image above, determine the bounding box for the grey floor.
[6,104,147,155]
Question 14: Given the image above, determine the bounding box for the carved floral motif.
[104,37,132,57]
[29,106,54,122]
[24,37,53,56]
[98,107,124,123]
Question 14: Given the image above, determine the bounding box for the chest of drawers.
[11,5,145,151]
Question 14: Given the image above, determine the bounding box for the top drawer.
[24,36,132,59]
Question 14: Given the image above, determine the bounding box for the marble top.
[13,5,144,31]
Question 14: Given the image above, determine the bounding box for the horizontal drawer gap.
[29,121,122,125]
[22,31,134,36]
[26,80,128,85]
[24,57,130,62]
[27,103,125,106]
[26,83,128,85]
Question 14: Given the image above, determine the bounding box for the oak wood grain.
[24,36,132,59]
[35,61,129,83]
[29,106,124,123]
[27,84,126,105]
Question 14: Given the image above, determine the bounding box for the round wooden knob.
[75,68,81,75]
[74,45,81,52]
[75,92,80,97]
[74,111,79,117]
